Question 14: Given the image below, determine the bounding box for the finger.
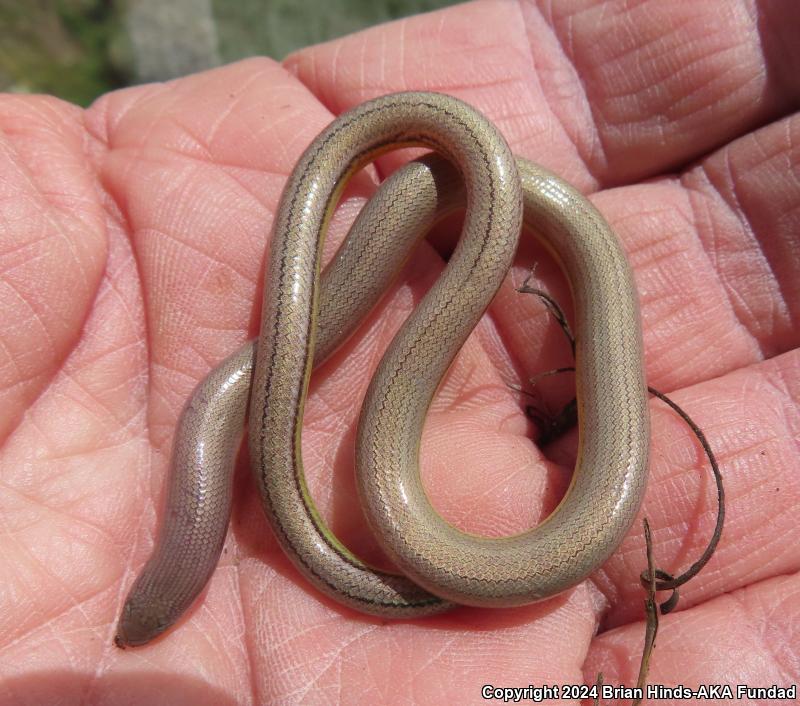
[0,95,106,442]
[285,0,800,186]
[600,350,799,626]
[585,572,800,694]
[681,111,800,359]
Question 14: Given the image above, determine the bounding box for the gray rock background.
[0,0,457,105]
[127,0,220,82]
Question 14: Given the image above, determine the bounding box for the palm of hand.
[1,2,798,704]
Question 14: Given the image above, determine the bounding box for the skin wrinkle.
[666,60,751,123]
[2,276,59,357]
[738,147,799,334]
[145,222,253,296]
[689,150,782,348]
[202,67,277,150]
[54,377,122,430]
[397,18,407,89]
[152,134,279,187]
[1,482,114,547]
[527,1,611,180]
[110,86,191,160]
[762,582,800,683]
[7,523,86,621]
[775,357,800,448]
[761,365,800,458]
[0,181,86,306]
[0,341,27,390]
[144,241,250,316]
[685,182,768,344]
[607,16,697,83]
[586,4,685,73]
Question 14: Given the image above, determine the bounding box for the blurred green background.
[0,0,458,106]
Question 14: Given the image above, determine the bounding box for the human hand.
[1,1,798,704]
